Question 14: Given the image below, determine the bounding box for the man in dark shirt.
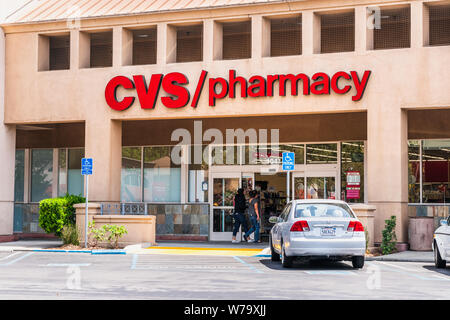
[244,190,261,243]
[232,188,249,243]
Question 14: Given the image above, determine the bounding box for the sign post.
[282,152,295,203]
[81,158,93,248]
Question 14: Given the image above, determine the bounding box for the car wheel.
[352,256,365,269]
[434,242,447,269]
[270,236,280,262]
[281,242,293,268]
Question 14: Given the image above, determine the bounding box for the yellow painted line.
[145,246,262,252]
[135,246,265,256]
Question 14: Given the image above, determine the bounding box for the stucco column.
[0,27,15,236]
[84,118,122,202]
[367,105,409,246]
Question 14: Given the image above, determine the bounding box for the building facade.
[1,0,450,244]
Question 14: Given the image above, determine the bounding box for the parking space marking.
[233,256,264,274]
[0,252,20,261]
[130,254,264,274]
[372,261,450,282]
[0,252,34,266]
[304,270,356,275]
[43,263,91,267]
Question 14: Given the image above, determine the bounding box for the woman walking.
[244,190,261,243]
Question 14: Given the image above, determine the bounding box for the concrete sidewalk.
[0,239,63,252]
[366,251,434,263]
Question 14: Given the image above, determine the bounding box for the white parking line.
[43,263,91,267]
[377,261,418,272]
[0,252,34,266]
[0,252,20,261]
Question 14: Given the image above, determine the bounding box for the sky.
[0,0,31,22]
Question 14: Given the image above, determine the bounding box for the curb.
[1,248,127,255]
[91,249,126,255]
[33,249,92,253]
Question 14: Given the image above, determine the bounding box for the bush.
[88,221,106,247]
[61,224,80,246]
[104,224,128,249]
[38,194,85,236]
[381,215,397,255]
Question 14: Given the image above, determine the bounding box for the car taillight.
[290,220,310,232]
[347,221,364,232]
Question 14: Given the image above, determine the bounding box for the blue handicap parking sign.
[81,158,93,175]
[282,152,295,171]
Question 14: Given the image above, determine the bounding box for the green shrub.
[381,215,397,255]
[88,221,106,247]
[61,224,80,246]
[38,194,85,236]
[104,224,128,249]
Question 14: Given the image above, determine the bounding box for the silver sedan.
[433,216,450,268]
[269,200,366,268]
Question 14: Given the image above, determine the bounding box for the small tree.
[381,215,397,255]
[104,224,128,249]
[88,221,106,247]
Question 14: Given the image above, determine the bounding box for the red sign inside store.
[346,171,361,200]
[105,70,371,111]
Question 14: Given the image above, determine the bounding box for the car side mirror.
[269,216,279,224]
[440,219,448,227]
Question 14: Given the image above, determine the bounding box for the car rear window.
[294,203,355,218]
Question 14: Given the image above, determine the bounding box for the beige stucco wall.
[2,0,450,242]
[0,27,15,235]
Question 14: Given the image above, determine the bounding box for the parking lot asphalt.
[0,250,448,300]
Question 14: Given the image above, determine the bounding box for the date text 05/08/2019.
[184,304,266,317]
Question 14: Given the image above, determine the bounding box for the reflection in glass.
[306,144,337,164]
[68,149,84,196]
[422,140,450,203]
[408,141,420,203]
[189,145,209,202]
[213,208,234,232]
[341,141,364,203]
[14,150,25,202]
[293,176,305,200]
[307,177,336,199]
[58,149,67,196]
[143,146,181,202]
[31,149,53,202]
[213,178,239,207]
[121,147,142,202]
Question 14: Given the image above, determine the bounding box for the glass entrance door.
[210,173,241,241]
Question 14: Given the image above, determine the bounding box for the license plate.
[321,227,336,236]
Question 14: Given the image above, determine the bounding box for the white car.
[433,216,450,268]
[269,200,366,268]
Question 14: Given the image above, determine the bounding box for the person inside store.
[243,190,261,243]
[232,188,249,243]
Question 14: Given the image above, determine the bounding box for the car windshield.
[294,203,354,218]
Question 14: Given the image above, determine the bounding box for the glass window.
[68,149,84,196]
[121,147,142,202]
[90,31,113,68]
[244,144,304,165]
[293,176,305,200]
[408,141,420,203]
[294,203,354,218]
[222,21,251,60]
[320,11,355,53]
[270,16,302,57]
[49,35,70,70]
[341,142,365,203]
[373,6,410,50]
[211,145,240,165]
[14,150,25,202]
[132,28,157,65]
[143,146,181,202]
[422,140,450,203]
[428,4,450,47]
[31,149,53,203]
[306,143,338,164]
[58,149,67,196]
[189,145,209,202]
[307,177,336,199]
[176,24,203,63]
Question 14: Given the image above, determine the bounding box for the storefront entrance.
[209,166,338,241]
